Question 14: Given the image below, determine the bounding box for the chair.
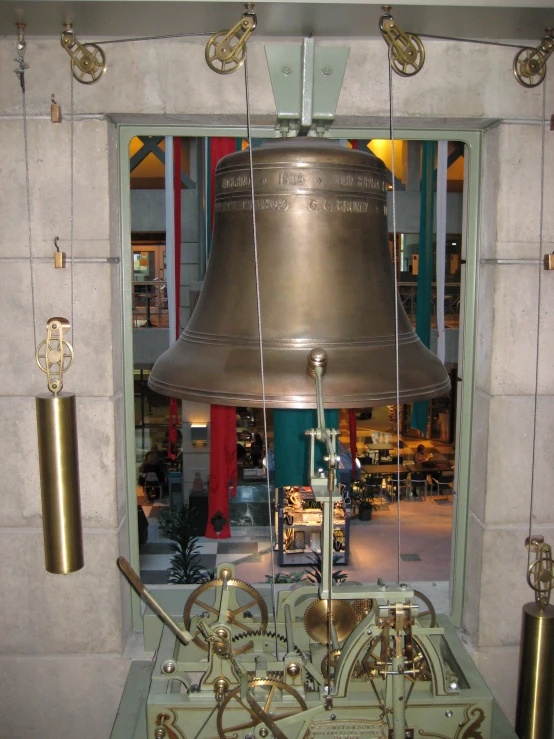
[409,472,429,500]
[431,472,454,504]
[143,470,162,501]
[168,471,183,507]
[387,472,409,500]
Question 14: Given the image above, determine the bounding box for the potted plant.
[157,505,210,584]
[351,482,374,521]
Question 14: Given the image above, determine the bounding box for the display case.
[275,486,350,566]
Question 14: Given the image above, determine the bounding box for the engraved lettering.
[335,200,369,213]
[357,175,386,192]
[215,198,288,212]
[307,199,370,214]
[279,171,305,186]
[306,720,384,738]
[333,173,354,187]
[221,174,251,189]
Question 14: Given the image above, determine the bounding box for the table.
[405,461,453,474]
[361,464,410,500]
[362,464,408,475]
[365,441,397,461]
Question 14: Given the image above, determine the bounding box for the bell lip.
[147,376,451,409]
[148,343,451,409]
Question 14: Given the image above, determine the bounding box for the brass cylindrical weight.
[36,392,83,574]
[515,602,554,739]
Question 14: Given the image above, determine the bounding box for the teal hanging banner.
[411,141,435,437]
[274,409,339,488]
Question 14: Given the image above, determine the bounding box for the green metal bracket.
[265,40,349,135]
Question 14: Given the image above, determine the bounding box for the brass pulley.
[513,28,553,88]
[61,23,106,84]
[36,317,74,395]
[379,5,425,77]
[205,4,257,74]
[526,535,554,608]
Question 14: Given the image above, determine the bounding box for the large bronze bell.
[149,138,449,408]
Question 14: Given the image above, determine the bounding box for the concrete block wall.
[467,118,554,721]
[0,30,552,736]
[0,114,131,737]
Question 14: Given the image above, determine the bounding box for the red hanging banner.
[167,399,179,461]
[209,137,238,233]
[205,404,237,539]
[204,139,239,539]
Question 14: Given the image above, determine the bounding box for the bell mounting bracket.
[265,39,349,136]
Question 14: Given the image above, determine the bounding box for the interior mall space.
[1,2,553,738]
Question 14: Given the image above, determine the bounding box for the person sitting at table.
[412,444,431,497]
[414,444,431,464]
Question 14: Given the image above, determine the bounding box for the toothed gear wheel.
[321,649,342,681]
[412,589,436,628]
[216,678,308,739]
[232,629,287,645]
[183,579,268,655]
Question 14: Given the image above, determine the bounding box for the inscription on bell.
[309,199,371,214]
[221,174,251,189]
[279,171,306,186]
[215,198,288,212]
[333,173,386,192]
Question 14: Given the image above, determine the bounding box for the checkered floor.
[139,522,272,584]
[139,429,456,585]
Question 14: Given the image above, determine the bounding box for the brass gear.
[231,629,287,650]
[352,598,373,622]
[321,649,342,681]
[412,589,436,628]
[216,678,307,739]
[304,598,357,644]
[183,579,268,655]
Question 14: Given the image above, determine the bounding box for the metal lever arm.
[117,557,193,646]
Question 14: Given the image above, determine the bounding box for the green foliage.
[351,480,376,513]
[265,571,309,584]
[158,505,210,584]
[305,550,348,585]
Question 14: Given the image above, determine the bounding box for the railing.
[132,280,169,328]
[398,281,460,328]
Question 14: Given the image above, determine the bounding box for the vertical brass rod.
[36,392,83,574]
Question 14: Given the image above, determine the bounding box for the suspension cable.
[527,82,547,565]
[244,52,279,657]
[387,49,402,584]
